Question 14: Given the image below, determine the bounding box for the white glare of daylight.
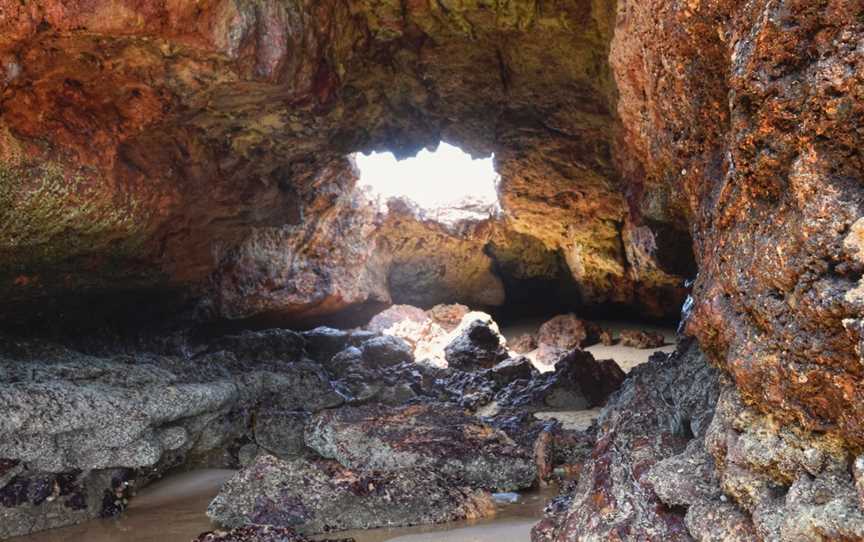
[354,143,500,215]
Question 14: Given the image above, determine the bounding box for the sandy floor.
[14,470,235,542]
[501,317,676,373]
[15,470,553,542]
[314,486,557,542]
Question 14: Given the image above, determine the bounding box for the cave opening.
[353,142,501,224]
[341,139,694,368]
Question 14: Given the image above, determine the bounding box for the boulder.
[509,333,538,354]
[444,318,509,371]
[489,356,538,384]
[359,335,413,368]
[365,305,430,334]
[301,328,374,364]
[208,329,306,364]
[364,305,449,367]
[619,329,666,349]
[207,455,494,534]
[496,350,625,412]
[253,409,311,459]
[537,314,588,351]
[599,329,614,346]
[426,304,470,332]
[305,403,536,491]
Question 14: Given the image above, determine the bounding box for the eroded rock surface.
[619,329,666,350]
[207,455,494,535]
[0,0,691,331]
[306,403,536,492]
[703,384,864,541]
[614,0,864,450]
[444,317,509,371]
[0,328,368,537]
[533,341,720,541]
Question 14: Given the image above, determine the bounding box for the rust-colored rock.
[619,329,666,349]
[426,304,470,333]
[599,329,614,346]
[613,0,864,448]
[510,333,538,355]
[532,342,721,542]
[537,314,588,351]
[0,0,692,330]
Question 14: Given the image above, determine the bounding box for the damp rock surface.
[207,455,494,535]
[532,341,721,541]
[305,403,537,492]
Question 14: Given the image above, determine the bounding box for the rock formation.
[0,0,693,332]
[0,0,861,541]
[0,319,622,538]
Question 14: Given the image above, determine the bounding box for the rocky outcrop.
[207,454,494,535]
[305,403,536,492]
[702,384,864,541]
[537,314,589,351]
[532,341,720,541]
[613,0,864,449]
[0,329,347,538]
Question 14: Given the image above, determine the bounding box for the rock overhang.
[0,0,692,331]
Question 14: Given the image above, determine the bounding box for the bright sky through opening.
[354,142,500,213]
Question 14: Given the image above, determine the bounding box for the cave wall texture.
[0,0,692,329]
[609,0,864,449]
[1,0,863,539]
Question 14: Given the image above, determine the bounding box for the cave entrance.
[353,142,501,224]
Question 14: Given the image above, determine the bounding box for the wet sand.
[14,471,553,542]
[533,408,603,431]
[314,486,555,542]
[14,470,234,542]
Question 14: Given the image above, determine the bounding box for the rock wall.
[0,0,691,329]
[526,1,864,540]
[612,0,864,449]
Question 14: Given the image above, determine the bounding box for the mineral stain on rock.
[0,0,862,541]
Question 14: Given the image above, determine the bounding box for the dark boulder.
[444,319,508,371]
[359,335,413,368]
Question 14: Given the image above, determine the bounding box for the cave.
[0,2,862,542]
